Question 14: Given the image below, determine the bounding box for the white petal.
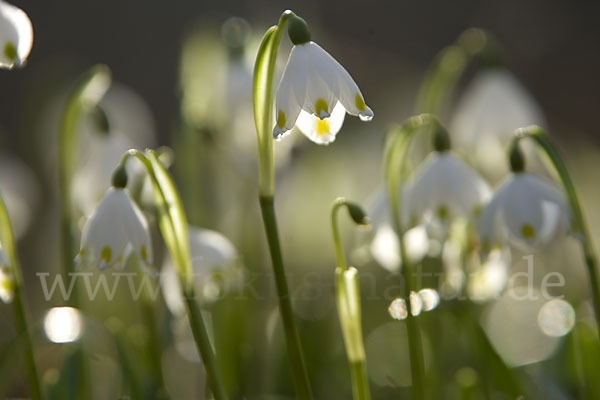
[303,43,336,119]
[305,41,373,121]
[0,1,33,69]
[370,224,400,273]
[407,152,491,227]
[295,101,346,145]
[78,188,151,269]
[273,45,307,139]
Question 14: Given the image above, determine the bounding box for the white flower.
[477,172,570,251]
[273,41,373,143]
[405,151,491,231]
[162,226,240,314]
[76,188,152,270]
[449,70,545,182]
[0,246,14,303]
[295,101,346,145]
[0,1,33,69]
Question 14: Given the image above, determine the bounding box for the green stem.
[183,290,228,400]
[259,195,313,400]
[0,196,43,399]
[513,126,600,336]
[349,360,371,400]
[140,300,168,399]
[383,115,446,400]
[331,199,348,270]
[121,150,228,400]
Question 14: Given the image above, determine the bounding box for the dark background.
[1,0,599,146]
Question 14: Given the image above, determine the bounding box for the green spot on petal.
[140,245,147,261]
[521,223,536,239]
[438,205,448,219]
[101,246,112,264]
[3,43,17,63]
[355,93,366,112]
[276,110,286,129]
[314,98,328,117]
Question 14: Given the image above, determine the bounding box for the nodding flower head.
[477,172,570,252]
[76,187,152,270]
[0,1,33,69]
[273,37,373,144]
[406,151,491,233]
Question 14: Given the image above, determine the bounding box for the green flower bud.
[287,14,311,45]
[111,165,128,189]
[433,126,451,152]
[509,142,525,173]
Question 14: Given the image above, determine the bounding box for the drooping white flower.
[450,70,545,181]
[162,226,240,314]
[477,172,570,251]
[273,41,373,143]
[0,1,33,69]
[0,246,14,303]
[405,151,491,232]
[76,188,152,270]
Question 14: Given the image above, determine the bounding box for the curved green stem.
[383,114,447,400]
[416,28,501,115]
[330,198,371,400]
[120,150,228,400]
[0,196,43,400]
[259,196,313,399]
[512,126,600,335]
[253,10,313,399]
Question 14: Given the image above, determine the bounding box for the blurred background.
[1,0,600,399]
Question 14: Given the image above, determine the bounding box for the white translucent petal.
[403,225,429,263]
[468,248,510,303]
[273,45,307,138]
[407,152,490,228]
[370,224,400,272]
[450,69,545,153]
[0,264,14,303]
[0,1,33,69]
[303,44,336,119]
[78,188,150,269]
[305,42,373,121]
[295,101,346,145]
[162,225,239,313]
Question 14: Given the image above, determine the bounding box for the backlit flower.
[0,1,33,69]
[405,151,491,232]
[76,188,152,270]
[477,172,569,251]
[273,38,373,143]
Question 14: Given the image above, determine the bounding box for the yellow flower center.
[521,223,536,239]
[3,43,17,62]
[101,246,112,264]
[276,110,286,129]
[355,93,366,111]
[315,118,330,136]
[314,98,329,118]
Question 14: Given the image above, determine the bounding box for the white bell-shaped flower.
[405,151,491,230]
[477,172,570,251]
[162,226,240,314]
[0,246,14,303]
[76,188,152,270]
[450,70,545,181]
[273,40,373,143]
[0,1,33,69]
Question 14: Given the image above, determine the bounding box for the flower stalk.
[253,10,313,399]
[383,113,447,400]
[330,198,371,400]
[0,195,43,400]
[511,126,600,336]
[119,149,228,400]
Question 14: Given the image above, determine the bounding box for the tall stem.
[349,361,370,400]
[259,195,313,400]
[122,150,228,400]
[513,126,600,335]
[0,196,43,399]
